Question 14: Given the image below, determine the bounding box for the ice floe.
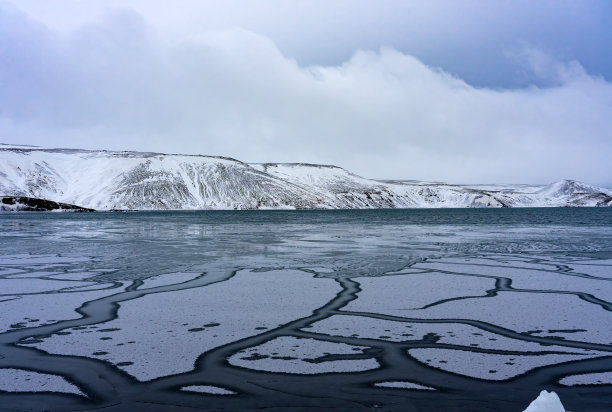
[345,272,494,313]
[394,292,612,345]
[562,262,612,279]
[305,315,596,354]
[373,381,435,390]
[180,385,237,395]
[559,371,612,386]
[0,368,85,396]
[408,348,606,380]
[0,287,127,333]
[137,272,202,289]
[27,270,341,380]
[228,336,379,374]
[412,259,612,300]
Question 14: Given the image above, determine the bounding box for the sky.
[1,0,611,186]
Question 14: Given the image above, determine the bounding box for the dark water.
[0,208,611,411]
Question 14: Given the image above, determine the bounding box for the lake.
[0,208,611,411]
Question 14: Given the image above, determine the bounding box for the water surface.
[0,208,611,411]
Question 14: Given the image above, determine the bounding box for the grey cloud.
[0,4,610,186]
[14,0,612,88]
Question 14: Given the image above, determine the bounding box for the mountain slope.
[1,145,610,210]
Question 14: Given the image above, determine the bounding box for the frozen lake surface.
[0,208,611,411]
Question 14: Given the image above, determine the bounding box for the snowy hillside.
[1,145,610,210]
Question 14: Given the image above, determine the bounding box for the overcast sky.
[1,0,611,186]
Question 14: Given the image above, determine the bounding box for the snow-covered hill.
[1,145,610,210]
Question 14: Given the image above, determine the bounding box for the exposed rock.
[1,196,94,212]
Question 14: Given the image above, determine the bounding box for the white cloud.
[0,4,610,186]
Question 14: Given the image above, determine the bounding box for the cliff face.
[1,146,610,210]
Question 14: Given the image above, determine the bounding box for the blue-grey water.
[0,208,611,411]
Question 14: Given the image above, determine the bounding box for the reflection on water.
[0,209,611,281]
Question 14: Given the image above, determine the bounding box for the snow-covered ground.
[1,145,610,209]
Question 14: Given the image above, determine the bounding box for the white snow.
[0,288,127,333]
[0,278,96,294]
[47,272,101,281]
[344,272,495,313]
[180,385,237,395]
[559,371,612,386]
[390,291,612,345]
[412,258,612,302]
[1,147,609,210]
[137,272,202,289]
[373,381,435,390]
[561,263,612,279]
[0,368,85,396]
[0,254,126,333]
[27,269,342,381]
[408,348,606,381]
[522,390,565,412]
[228,336,380,374]
[341,262,612,345]
[305,315,595,354]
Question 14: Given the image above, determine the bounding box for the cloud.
[506,46,590,86]
[0,3,611,186]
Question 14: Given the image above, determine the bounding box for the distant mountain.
[1,144,610,210]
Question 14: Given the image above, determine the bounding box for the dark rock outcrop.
[1,196,95,212]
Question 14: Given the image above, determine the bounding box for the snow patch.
[559,371,612,386]
[28,270,341,380]
[180,385,237,395]
[374,381,435,390]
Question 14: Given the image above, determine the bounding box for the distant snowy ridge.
[0,145,610,210]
